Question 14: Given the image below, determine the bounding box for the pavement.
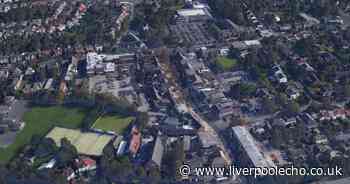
[0,100,27,148]
[0,131,17,148]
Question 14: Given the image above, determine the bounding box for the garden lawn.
[216,56,237,71]
[0,106,87,163]
[92,115,134,134]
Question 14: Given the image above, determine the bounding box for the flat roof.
[232,126,274,168]
[151,135,164,167]
[46,127,114,156]
[244,40,261,46]
[177,9,206,17]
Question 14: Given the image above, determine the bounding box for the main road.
[154,48,233,166]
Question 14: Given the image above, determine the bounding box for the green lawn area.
[216,56,237,71]
[92,115,134,134]
[0,106,87,164]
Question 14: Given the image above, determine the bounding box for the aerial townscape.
[1,0,350,184]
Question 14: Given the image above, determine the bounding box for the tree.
[229,47,241,59]
[0,165,8,184]
[148,166,161,184]
[294,37,315,57]
[229,83,257,99]
[346,101,350,109]
[101,147,133,182]
[35,138,58,158]
[100,144,116,177]
[30,134,43,146]
[209,0,245,25]
[162,139,185,180]
[276,93,289,106]
[110,156,133,179]
[287,101,300,115]
[344,84,350,98]
[288,0,300,18]
[56,138,78,167]
[135,166,146,178]
[271,126,284,148]
[52,173,68,184]
[263,97,278,114]
[135,112,149,131]
[310,0,338,16]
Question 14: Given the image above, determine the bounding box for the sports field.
[0,106,87,163]
[46,127,114,156]
[92,115,134,134]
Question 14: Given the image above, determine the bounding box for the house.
[217,71,248,86]
[335,132,350,143]
[318,108,349,121]
[314,134,328,145]
[211,99,239,121]
[25,67,35,76]
[272,117,297,129]
[43,78,54,90]
[209,19,243,42]
[0,69,8,80]
[256,88,273,99]
[104,62,115,73]
[323,16,344,25]
[158,125,196,137]
[270,65,288,83]
[164,117,181,126]
[298,113,318,130]
[286,85,301,100]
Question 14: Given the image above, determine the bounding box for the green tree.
[209,0,245,25]
[35,138,58,158]
[135,112,149,131]
[56,138,78,167]
[263,97,278,114]
[136,166,146,178]
[287,101,300,114]
[229,83,257,99]
[277,93,289,106]
[344,84,350,98]
[148,165,161,183]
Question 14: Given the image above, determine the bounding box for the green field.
[0,106,87,163]
[216,56,237,71]
[92,115,134,134]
